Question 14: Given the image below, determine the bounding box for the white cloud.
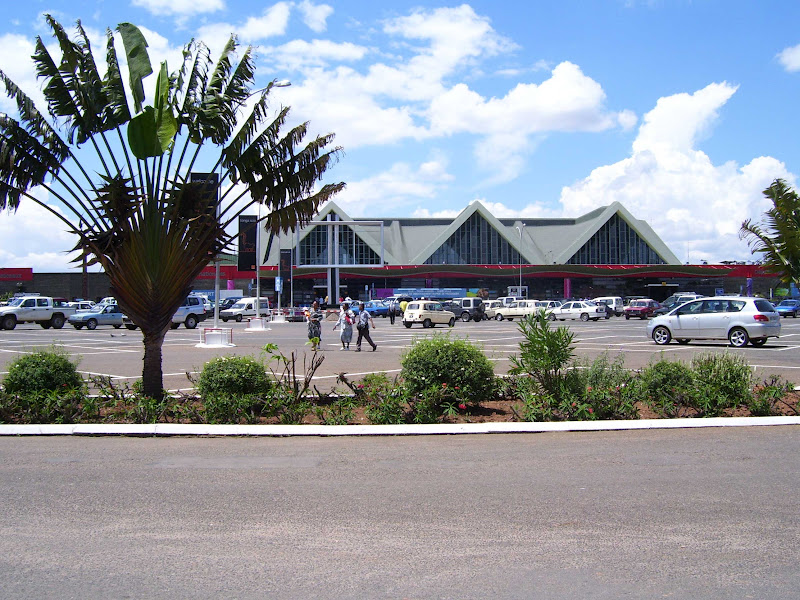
[268,39,367,71]
[559,82,793,262]
[131,0,224,18]
[412,198,558,219]
[332,159,454,216]
[777,43,800,72]
[297,1,333,33]
[0,197,92,272]
[197,3,291,46]
[0,33,42,115]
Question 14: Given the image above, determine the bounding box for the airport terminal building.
[242,200,771,305]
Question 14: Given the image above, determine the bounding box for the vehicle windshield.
[778,300,798,306]
[7,298,25,306]
[231,301,249,310]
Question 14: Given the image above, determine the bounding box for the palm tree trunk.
[142,328,167,400]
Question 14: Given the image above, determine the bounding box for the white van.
[220,298,271,322]
[594,296,624,317]
[496,296,523,307]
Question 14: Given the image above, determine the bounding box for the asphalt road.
[1,427,799,599]
[1,313,799,392]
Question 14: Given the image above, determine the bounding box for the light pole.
[519,225,523,290]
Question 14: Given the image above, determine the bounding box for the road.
[1,428,799,598]
[1,313,799,392]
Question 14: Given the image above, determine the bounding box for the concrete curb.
[1,416,799,436]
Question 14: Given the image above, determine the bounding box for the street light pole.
[516,224,525,296]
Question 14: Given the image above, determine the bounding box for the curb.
[1,416,799,436]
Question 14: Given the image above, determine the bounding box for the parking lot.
[1,314,799,392]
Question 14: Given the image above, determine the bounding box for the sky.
[1,0,800,271]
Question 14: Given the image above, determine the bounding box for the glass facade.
[567,214,665,265]
[298,222,381,266]
[424,213,526,265]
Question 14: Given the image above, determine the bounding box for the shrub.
[197,355,272,399]
[2,348,83,396]
[637,360,696,418]
[509,312,576,403]
[748,376,796,416]
[690,353,752,416]
[401,335,496,402]
[0,388,97,424]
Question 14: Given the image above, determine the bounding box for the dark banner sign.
[238,215,257,272]
[279,249,292,281]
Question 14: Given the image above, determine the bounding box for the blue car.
[775,299,799,318]
[363,300,390,317]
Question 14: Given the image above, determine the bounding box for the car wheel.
[50,314,65,329]
[125,324,138,330]
[170,323,180,329]
[495,314,504,321]
[221,318,228,322]
[640,315,647,320]
[461,312,470,322]
[474,314,483,322]
[72,324,82,330]
[86,319,98,330]
[185,315,198,329]
[625,315,630,320]
[404,322,412,328]
[235,314,243,322]
[113,324,121,329]
[750,338,767,347]
[580,313,589,322]
[547,313,556,321]
[652,325,672,345]
[1,315,16,330]
[676,339,690,344]
[449,317,455,327]
[728,327,749,348]
[423,318,432,328]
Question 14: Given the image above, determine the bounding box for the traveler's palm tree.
[0,17,343,399]
[740,179,800,286]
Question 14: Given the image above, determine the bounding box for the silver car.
[646,296,781,347]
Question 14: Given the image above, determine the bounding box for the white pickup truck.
[0,296,77,330]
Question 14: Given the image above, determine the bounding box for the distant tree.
[0,17,344,399]
[740,179,800,286]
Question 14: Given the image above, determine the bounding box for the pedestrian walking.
[332,302,354,350]
[355,302,377,352]
[388,298,398,324]
[306,300,323,351]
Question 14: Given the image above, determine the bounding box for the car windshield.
[7,297,25,306]
[778,300,798,306]
[231,301,249,309]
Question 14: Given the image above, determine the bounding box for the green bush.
[509,312,577,403]
[690,353,752,416]
[197,355,272,399]
[2,348,83,396]
[0,388,97,424]
[748,376,796,417]
[636,360,696,418]
[401,335,496,402]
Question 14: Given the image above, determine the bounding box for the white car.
[494,300,538,321]
[483,300,502,319]
[402,301,456,328]
[647,296,781,347]
[555,301,607,321]
[534,300,563,320]
[220,298,271,322]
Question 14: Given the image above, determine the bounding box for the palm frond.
[102,29,132,126]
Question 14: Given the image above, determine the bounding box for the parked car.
[555,301,606,321]
[441,297,485,322]
[593,296,624,317]
[122,296,207,330]
[624,299,661,320]
[774,299,799,318]
[68,304,125,330]
[69,300,97,312]
[647,296,781,347]
[534,300,563,321]
[219,298,270,322]
[496,296,524,307]
[402,301,456,328]
[494,300,538,321]
[482,300,502,320]
[0,296,77,330]
[363,300,390,317]
[217,297,243,311]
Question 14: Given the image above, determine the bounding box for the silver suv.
[447,297,485,322]
[122,296,207,330]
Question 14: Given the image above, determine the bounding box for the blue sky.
[1,0,800,270]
